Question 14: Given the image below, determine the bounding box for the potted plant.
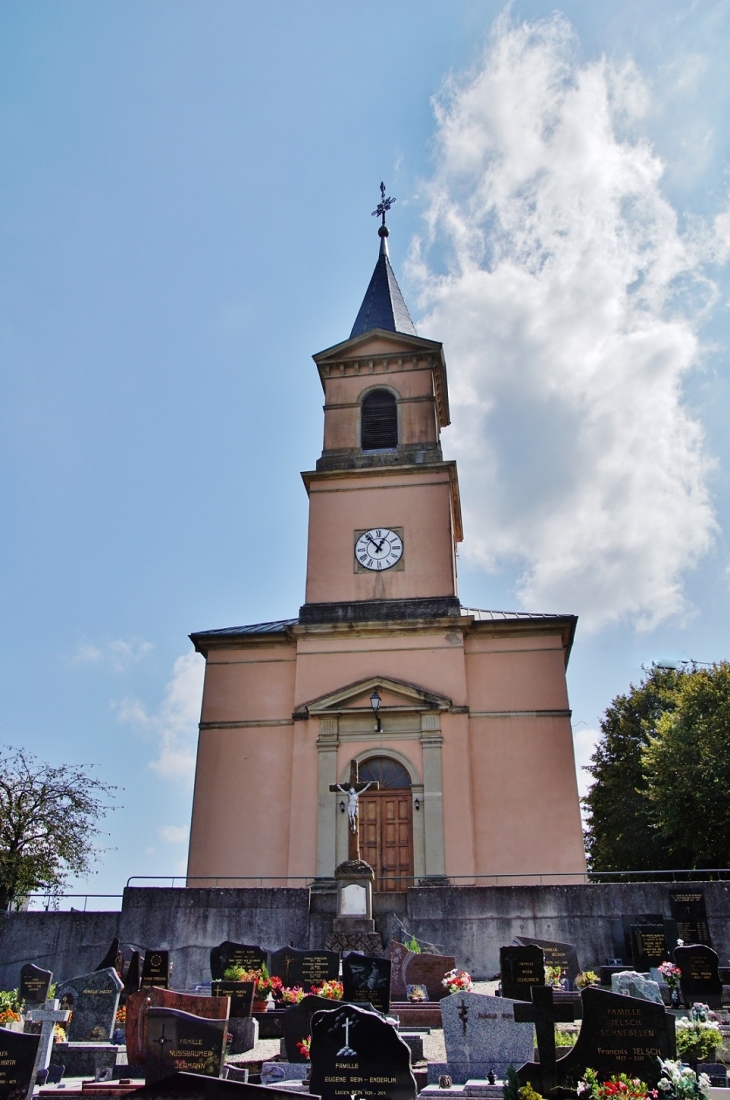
[657,1059,711,1100]
[280,986,305,1005]
[658,962,683,1007]
[0,990,23,1031]
[674,1006,722,1066]
[576,971,600,990]
[578,1068,657,1100]
[242,965,282,1012]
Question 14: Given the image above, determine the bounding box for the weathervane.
[372,181,396,227]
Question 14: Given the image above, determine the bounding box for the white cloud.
[159,825,189,844]
[71,637,153,671]
[412,11,729,631]
[572,726,600,801]
[117,652,204,783]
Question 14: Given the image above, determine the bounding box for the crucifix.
[336,1013,358,1057]
[26,999,71,1099]
[513,985,574,1095]
[330,759,379,861]
[372,181,396,226]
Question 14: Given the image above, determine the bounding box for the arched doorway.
[358,757,414,892]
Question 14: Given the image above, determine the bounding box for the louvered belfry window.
[361,389,398,450]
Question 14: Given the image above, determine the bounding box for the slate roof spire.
[350,183,417,339]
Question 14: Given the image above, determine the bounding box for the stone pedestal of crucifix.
[25,1000,70,1099]
[324,759,384,955]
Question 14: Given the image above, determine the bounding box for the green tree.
[0,747,116,911]
[583,665,687,872]
[643,662,730,867]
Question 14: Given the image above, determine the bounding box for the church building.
[187,202,586,890]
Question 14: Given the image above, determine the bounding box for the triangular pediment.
[314,327,443,364]
[294,675,452,718]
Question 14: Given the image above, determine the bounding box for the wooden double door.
[360,790,414,892]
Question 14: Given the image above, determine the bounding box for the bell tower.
[300,189,462,622]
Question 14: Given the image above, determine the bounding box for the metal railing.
[21,893,124,913]
[124,869,730,891]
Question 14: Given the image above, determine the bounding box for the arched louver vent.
[361,389,397,450]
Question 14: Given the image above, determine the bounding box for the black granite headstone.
[145,1007,227,1085]
[500,945,545,1002]
[270,947,340,992]
[0,1027,40,1100]
[95,937,122,973]
[211,981,255,1019]
[341,953,391,1014]
[19,963,52,1005]
[669,890,712,948]
[512,937,580,985]
[209,942,268,982]
[616,915,662,966]
[283,994,342,1063]
[630,923,669,970]
[518,986,675,1090]
[674,943,723,1008]
[309,1003,416,1100]
[141,952,170,990]
[123,952,142,997]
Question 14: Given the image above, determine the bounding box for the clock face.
[354,528,403,571]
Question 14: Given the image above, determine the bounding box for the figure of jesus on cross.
[330,760,379,861]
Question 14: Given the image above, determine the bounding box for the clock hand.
[366,534,382,553]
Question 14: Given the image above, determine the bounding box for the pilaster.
[420,713,446,878]
[316,717,339,878]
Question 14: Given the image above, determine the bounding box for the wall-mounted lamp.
[339,800,346,814]
[414,797,421,811]
[369,689,382,732]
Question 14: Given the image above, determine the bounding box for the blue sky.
[2,1,730,902]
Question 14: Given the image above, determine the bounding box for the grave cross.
[513,985,574,1095]
[330,759,379,861]
[26,999,70,1100]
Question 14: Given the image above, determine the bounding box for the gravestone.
[385,942,414,1001]
[341,953,391,1014]
[674,943,723,1008]
[141,951,170,990]
[145,1007,226,1085]
[95,937,122,974]
[269,946,340,992]
[211,982,255,1018]
[25,1000,70,1090]
[514,986,574,1094]
[0,1027,40,1100]
[126,1070,306,1100]
[670,890,712,948]
[56,967,123,1042]
[123,951,142,997]
[19,964,52,1005]
[512,937,580,986]
[404,953,455,1001]
[611,971,663,1004]
[126,987,230,1066]
[630,923,668,971]
[500,945,544,1001]
[283,994,341,1063]
[613,914,668,967]
[441,991,534,1083]
[518,985,675,1091]
[210,942,267,982]
[309,1002,416,1100]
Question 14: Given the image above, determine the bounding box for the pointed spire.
[350,183,417,339]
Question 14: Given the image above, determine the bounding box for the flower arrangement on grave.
[0,990,22,1026]
[518,1084,544,1100]
[658,963,682,992]
[53,1023,67,1042]
[296,1036,311,1060]
[674,1008,721,1061]
[578,1068,658,1100]
[280,986,306,1004]
[247,965,282,1004]
[311,979,343,1000]
[115,1006,126,1025]
[657,1060,711,1100]
[576,971,600,989]
[223,965,247,981]
[407,984,428,1003]
[544,965,563,987]
[442,968,472,994]
[404,934,422,954]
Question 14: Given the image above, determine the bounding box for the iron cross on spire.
[372,181,396,226]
